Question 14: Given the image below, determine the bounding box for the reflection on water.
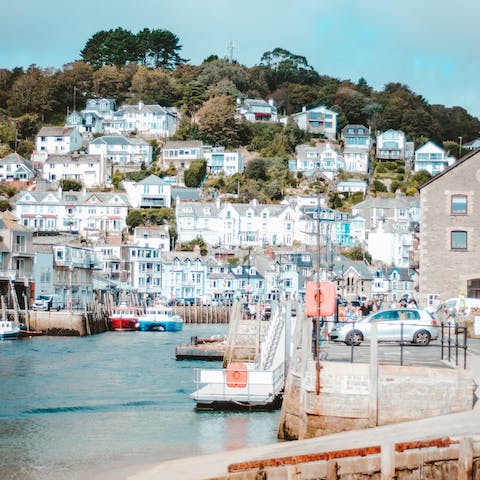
[0,326,280,479]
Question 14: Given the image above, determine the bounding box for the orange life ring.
[226,363,247,388]
[305,281,336,317]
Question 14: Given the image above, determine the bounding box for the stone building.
[418,149,480,309]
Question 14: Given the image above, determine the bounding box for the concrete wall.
[279,360,474,440]
[27,311,93,336]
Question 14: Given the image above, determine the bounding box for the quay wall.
[279,360,474,440]
[25,310,108,336]
[218,439,480,479]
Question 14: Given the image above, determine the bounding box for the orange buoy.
[305,281,336,317]
[226,362,248,388]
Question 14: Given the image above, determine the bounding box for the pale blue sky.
[2,0,479,118]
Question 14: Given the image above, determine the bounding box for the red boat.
[109,303,143,331]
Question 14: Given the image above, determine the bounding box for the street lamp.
[458,136,463,158]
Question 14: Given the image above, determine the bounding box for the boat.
[109,303,143,331]
[0,320,20,340]
[136,303,184,332]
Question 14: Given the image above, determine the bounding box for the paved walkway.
[121,350,480,480]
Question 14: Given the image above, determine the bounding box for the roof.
[137,174,169,186]
[172,188,202,201]
[37,126,76,137]
[163,140,203,149]
[45,154,101,164]
[89,135,149,146]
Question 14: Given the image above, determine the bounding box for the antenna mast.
[227,41,236,62]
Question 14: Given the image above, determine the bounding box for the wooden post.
[23,292,30,331]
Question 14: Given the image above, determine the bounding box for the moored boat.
[0,320,20,340]
[110,303,143,331]
[136,303,184,332]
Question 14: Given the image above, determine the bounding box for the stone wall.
[279,360,474,440]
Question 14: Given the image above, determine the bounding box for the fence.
[312,318,468,369]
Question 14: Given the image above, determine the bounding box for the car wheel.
[345,330,363,346]
[413,330,431,346]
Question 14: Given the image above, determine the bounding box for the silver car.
[329,308,439,346]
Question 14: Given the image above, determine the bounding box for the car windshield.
[36,296,51,301]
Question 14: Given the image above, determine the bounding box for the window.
[451,195,467,214]
[451,230,467,250]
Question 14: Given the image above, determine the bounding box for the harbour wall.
[278,360,474,441]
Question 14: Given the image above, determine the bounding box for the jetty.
[175,335,226,361]
[189,300,294,410]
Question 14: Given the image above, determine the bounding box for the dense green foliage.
[81,28,186,69]
[60,179,83,191]
[183,159,207,187]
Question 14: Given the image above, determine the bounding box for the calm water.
[0,325,281,479]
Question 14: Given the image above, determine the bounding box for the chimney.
[138,101,144,110]
[302,106,306,112]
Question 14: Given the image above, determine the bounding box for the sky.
[2,0,479,119]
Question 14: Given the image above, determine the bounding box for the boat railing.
[191,362,284,404]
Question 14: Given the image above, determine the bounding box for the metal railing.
[313,319,469,369]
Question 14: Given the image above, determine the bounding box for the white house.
[237,98,278,122]
[66,111,104,135]
[161,140,204,169]
[0,153,35,182]
[42,154,106,187]
[367,220,413,268]
[376,129,414,163]
[414,141,455,175]
[290,105,337,140]
[34,127,83,163]
[104,101,177,137]
[341,124,370,173]
[14,190,129,240]
[123,174,172,209]
[84,98,116,119]
[87,135,152,166]
[204,148,244,176]
[133,225,170,251]
[336,180,368,194]
[294,142,344,179]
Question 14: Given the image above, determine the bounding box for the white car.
[329,308,439,346]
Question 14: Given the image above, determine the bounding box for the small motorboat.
[0,320,20,340]
[110,303,143,331]
[136,303,184,332]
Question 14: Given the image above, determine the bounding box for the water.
[0,325,281,479]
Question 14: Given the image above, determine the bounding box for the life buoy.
[305,281,336,317]
[226,362,247,388]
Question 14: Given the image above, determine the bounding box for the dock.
[175,336,226,361]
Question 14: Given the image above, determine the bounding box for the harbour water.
[0,324,281,480]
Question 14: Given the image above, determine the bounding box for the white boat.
[0,320,20,340]
[136,303,184,332]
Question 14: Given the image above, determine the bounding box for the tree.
[137,28,186,69]
[129,66,178,105]
[195,95,241,147]
[343,246,372,263]
[126,209,144,230]
[411,170,432,188]
[92,65,133,101]
[81,28,138,68]
[244,158,268,181]
[60,179,83,191]
[260,48,319,88]
[183,159,206,187]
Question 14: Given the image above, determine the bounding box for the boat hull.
[0,322,20,340]
[137,320,183,332]
[110,318,138,331]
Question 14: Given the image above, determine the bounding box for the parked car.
[329,308,439,346]
[32,294,64,311]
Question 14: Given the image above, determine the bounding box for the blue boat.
[0,320,20,340]
[136,304,184,332]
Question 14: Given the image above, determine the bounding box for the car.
[32,294,64,311]
[329,308,439,346]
